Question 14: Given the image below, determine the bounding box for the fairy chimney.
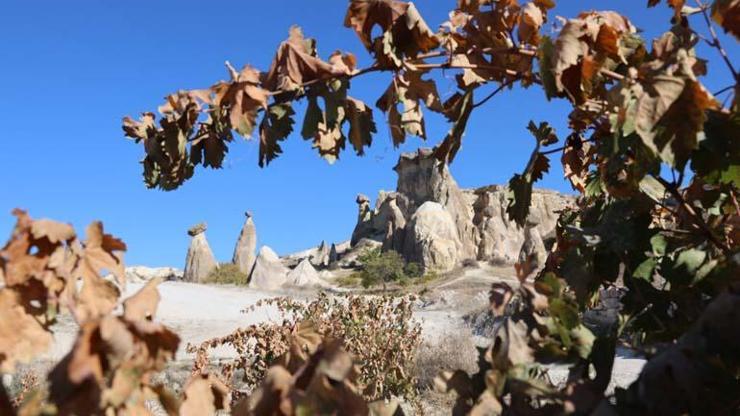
[183,222,218,283]
[233,211,257,274]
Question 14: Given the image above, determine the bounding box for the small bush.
[189,293,422,401]
[358,248,406,289]
[204,263,248,285]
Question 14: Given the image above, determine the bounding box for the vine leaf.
[264,26,351,92]
[259,103,296,167]
[507,121,556,226]
[345,97,377,155]
[377,72,443,146]
[635,77,718,169]
[344,0,439,66]
[433,89,475,164]
[711,0,740,40]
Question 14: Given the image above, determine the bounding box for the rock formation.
[287,259,328,288]
[232,211,257,274]
[183,223,218,283]
[328,243,339,266]
[351,149,572,271]
[309,241,330,268]
[125,266,182,283]
[403,202,463,272]
[248,246,289,290]
[518,223,547,271]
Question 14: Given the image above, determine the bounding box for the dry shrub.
[188,292,422,401]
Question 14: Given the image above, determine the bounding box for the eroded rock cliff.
[351,149,572,272]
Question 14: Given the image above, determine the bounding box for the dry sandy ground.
[46,265,645,396]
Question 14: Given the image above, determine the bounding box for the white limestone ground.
[47,265,645,395]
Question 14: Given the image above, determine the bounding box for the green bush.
[204,263,249,285]
[356,248,430,289]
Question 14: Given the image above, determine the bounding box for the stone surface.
[338,238,382,268]
[248,246,289,290]
[309,241,330,268]
[517,225,547,271]
[286,259,329,288]
[403,202,462,273]
[351,150,572,268]
[125,266,182,283]
[183,224,218,283]
[232,212,257,274]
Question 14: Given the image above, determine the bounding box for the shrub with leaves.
[123,0,739,413]
[356,247,417,288]
[204,263,249,285]
[188,292,422,402]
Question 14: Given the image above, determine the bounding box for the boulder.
[403,202,462,273]
[183,223,218,283]
[338,238,382,268]
[249,246,289,290]
[287,259,329,288]
[125,266,182,283]
[232,211,257,274]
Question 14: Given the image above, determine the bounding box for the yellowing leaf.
[123,277,162,322]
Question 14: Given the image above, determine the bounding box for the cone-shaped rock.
[249,246,289,290]
[309,240,330,267]
[233,211,257,274]
[183,223,218,283]
[287,259,329,288]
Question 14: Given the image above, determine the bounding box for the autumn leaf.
[712,0,740,40]
[518,2,545,45]
[433,89,475,164]
[180,373,230,416]
[258,103,295,167]
[377,72,443,146]
[344,0,439,66]
[635,76,718,169]
[345,97,377,155]
[264,26,350,92]
[0,289,53,373]
[123,277,162,321]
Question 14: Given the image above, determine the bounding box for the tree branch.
[653,175,732,255]
[694,0,739,81]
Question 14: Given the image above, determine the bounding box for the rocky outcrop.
[232,212,257,274]
[287,259,328,288]
[125,266,182,283]
[309,241,330,268]
[517,224,547,271]
[351,149,572,270]
[249,246,289,290]
[183,223,218,283]
[403,202,462,272]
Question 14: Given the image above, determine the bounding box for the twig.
[713,84,736,96]
[472,78,519,108]
[539,136,598,156]
[653,175,732,255]
[694,0,738,81]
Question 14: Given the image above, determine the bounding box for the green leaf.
[650,234,667,257]
[258,103,295,167]
[633,258,657,280]
[538,36,558,100]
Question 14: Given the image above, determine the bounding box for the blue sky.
[1,1,736,267]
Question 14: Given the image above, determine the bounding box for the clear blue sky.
[1,1,736,267]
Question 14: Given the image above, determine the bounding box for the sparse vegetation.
[204,263,249,285]
[188,293,422,402]
[356,247,429,289]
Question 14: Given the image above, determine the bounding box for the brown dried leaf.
[123,277,162,322]
[264,26,349,92]
[712,0,740,40]
[345,97,377,155]
[180,373,230,416]
[344,0,439,65]
[81,221,126,287]
[518,2,544,45]
[0,289,53,373]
